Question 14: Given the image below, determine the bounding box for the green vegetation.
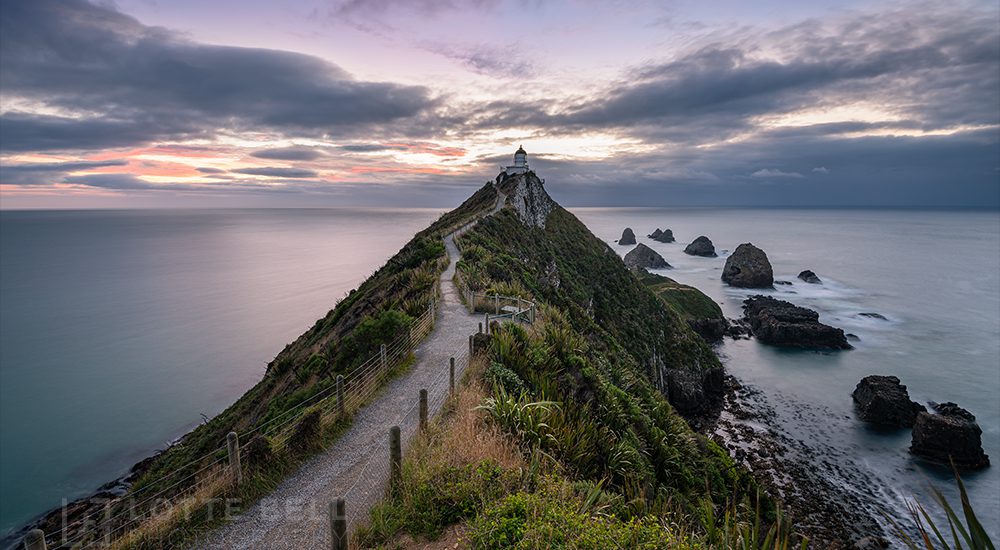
[357,345,806,550]
[639,271,724,323]
[358,172,802,546]
[456,205,719,379]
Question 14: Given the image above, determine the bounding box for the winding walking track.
[193,200,501,549]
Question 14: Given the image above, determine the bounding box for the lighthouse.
[505,145,529,175]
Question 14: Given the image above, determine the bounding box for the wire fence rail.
[29,298,441,550]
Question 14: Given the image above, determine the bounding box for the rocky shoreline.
[704,375,889,548]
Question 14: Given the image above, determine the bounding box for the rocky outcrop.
[852,375,925,427]
[743,296,851,349]
[654,229,675,243]
[688,318,728,341]
[618,228,636,245]
[684,236,717,257]
[496,170,556,228]
[858,312,888,321]
[624,243,670,270]
[648,228,663,239]
[664,366,725,415]
[722,243,773,287]
[798,270,822,284]
[911,403,990,469]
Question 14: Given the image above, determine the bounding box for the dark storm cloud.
[535,128,999,207]
[0,0,437,151]
[465,4,998,146]
[0,160,129,186]
[62,174,162,190]
[249,146,325,161]
[233,167,320,178]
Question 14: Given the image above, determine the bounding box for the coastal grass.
[638,270,724,322]
[355,327,808,549]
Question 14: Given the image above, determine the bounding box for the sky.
[0,0,997,208]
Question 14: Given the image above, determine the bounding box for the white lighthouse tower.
[505,145,529,175]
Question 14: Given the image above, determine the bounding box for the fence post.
[389,426,401,491]
[468,334,474,357]
[336,375,345,417]
[530,303,536,323]
[449,357,455,394]
[23,529,46,550]
[329,499,347,550]
[478,322,483,334]
[380,344,387,372]
[485,313,490,334]
[419,389,428,432]
[494,294,500,315]
[226,432,242,485]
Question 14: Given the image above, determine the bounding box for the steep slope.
[459,171,724,415]
[358,171,789,548]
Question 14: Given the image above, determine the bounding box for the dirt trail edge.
[192,201,497,549]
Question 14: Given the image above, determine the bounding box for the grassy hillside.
[638,271,724,323]
[352,173,803,548]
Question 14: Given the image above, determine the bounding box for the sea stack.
[722,243,773,288]
[648,228,663,239]
[684,236,717,257]
[654,229,675,243]
[852,375,925,428]
[742,296,851,349]
[624,243,670,271]
[618,228,637,245]
[910,403,990,469]
[798,270,822,284]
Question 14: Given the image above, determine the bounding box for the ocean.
[1,207,998,540]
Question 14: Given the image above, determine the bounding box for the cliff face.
[495,170,555,229]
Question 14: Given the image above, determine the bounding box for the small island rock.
[624,243,670,271]
[743,295,851,349]
[910,402,990,469]
[618,228,636,245]
[722,243,773,287]
[654,229,675,243]
[852,375,926,427]
[684,236,717,257]
[648,228,663,239]
[798,270,822,284]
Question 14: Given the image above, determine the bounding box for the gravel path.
[191,213,490,549]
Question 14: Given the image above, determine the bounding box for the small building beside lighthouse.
[505,145,529,175]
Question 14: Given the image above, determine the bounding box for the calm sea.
[1,208,998,540]
[574,207,1000,539]
[0,208,444,535]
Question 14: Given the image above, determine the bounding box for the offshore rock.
[798,270,822,284]
[911,402,990,469]
[618,227,637,245]
[722,243,773,288]
[624,243,670,271]
[852,375,926,428]
[743,295,851,349]
[684,235,717,257]
[648,228,663,239]
[654,229,675,243]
